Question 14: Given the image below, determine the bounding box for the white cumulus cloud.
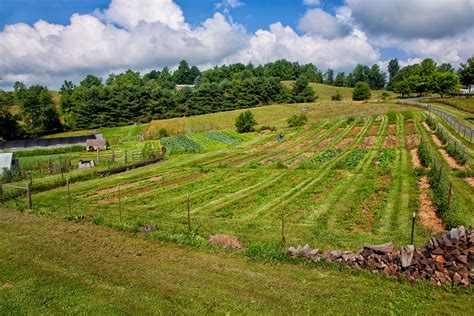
[298,8,351,39]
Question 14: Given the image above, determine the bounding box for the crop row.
[205,131,243,144]
[160,135,204,154]
[426,116,467,165]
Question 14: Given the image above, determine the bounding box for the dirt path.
[411,149,421,168]
[439,149,464,169]
[418,176,444,233]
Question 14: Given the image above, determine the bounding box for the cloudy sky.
[0,0,473,89]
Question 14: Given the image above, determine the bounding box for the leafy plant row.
[205,131,243,144]
[160,135,204,154]
[417,140,467,229]
[426,116,467,165]
[335,148,368,169]
[299,150,340,169]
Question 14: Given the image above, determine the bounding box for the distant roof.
[0,153,13,171]
[0,134,103,151]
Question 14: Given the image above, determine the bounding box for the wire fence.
[1,148,165,195]
[402,98,473,143]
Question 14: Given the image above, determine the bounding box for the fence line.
[401,98,473,143]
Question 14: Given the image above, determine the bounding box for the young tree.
[291,76,316,103]
[352,82,372,100]
[323,69,334,85]
[387,59,400,90]
[367,64,386,90]
[434,71,459,98]
[235,110,257,133]
[334,72,345,87]
[458,56,474,96]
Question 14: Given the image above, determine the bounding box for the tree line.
[1,57,472,140]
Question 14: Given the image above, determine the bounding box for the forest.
[1,57,471,140]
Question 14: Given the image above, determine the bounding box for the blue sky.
[0,0,472,89]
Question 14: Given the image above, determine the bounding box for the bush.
[352,82,372,101]
[381,91,390,101]
[387,110,397,124]
[235,110,257,133]
[287,113,308,127]
[418,138,432,167]
[331,91,342,101]
[158,128,169,139]
[258,125,276,132]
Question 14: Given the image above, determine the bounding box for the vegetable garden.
[3,109,471,254]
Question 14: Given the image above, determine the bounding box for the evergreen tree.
[291,76,316,103]
[334,72,345,87]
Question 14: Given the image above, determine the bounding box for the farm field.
[6,109,473,252]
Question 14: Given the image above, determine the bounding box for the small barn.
[0,153,14,175]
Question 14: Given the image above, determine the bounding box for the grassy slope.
[1,207,472,314]
[431,97,474,114]
[40,83,401,140]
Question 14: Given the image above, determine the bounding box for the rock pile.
[287,244,322,262]
[290,226,474,287]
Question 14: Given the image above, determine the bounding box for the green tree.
[387,59,400,90]
[235,110,257,133]
[458,56,474,96]
[291,76,316,103]
[15,84,62,137]
[352,82,371,100]
[0,92,21,140]
[434,71,460,97]
[324,69,334,85]
[367,64,386,90]
[173,60,192,84]
[334,72,345,87]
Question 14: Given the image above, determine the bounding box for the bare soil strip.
[259,153,289,165]
[96,182,137,195]
[388,124,397,135]
[350,127,361,137]
[358,136,376,148]
[465,177,474,188]
[382,136,397,148]
[406,122,415,134]
[439,149,464,169]
[367,125,380,136]
[422,122,433,133]
[335,138,353,149]
[314,137,334,149]
[431,134,444,147]
[410,149,421,168]
[418,176,445,233]
[406,135,420,149]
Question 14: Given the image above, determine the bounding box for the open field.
[1,208,472,314]
[430,97,474,114]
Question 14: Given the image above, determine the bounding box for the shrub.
[287,113,308,127]
[387,110,397,124]
[331,91,342,101]
[258,125,276,132]
[235,110,257,133]
[352,82,372,101]
[381,91,390,101]
[418,138,431,167]
[158,128,169,139]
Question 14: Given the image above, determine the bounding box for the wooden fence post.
[124,151,128,164]
[281,200,285,243]
[411,212,416,244]
[118,184,122,223]
[447,183,453,212]
[112,150,115,163]
[48,156,52,174]
[96,149,100,165]
[26,183,32,210]
[187,192,191,233]
[67,179,72,214]
[0,185,3,205]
